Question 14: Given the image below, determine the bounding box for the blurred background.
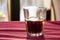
[0,0,8,21]
[0,0,60,21]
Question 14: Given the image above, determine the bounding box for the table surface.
[0,21,60,40]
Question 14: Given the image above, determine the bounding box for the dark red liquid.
[26,21,43,33]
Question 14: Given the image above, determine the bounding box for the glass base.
[28,32,43,37]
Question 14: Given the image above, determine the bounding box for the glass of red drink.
[23,6,46,37]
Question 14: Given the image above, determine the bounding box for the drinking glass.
[23,6,46,37]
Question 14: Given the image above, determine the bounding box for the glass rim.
[23,6,47,10]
